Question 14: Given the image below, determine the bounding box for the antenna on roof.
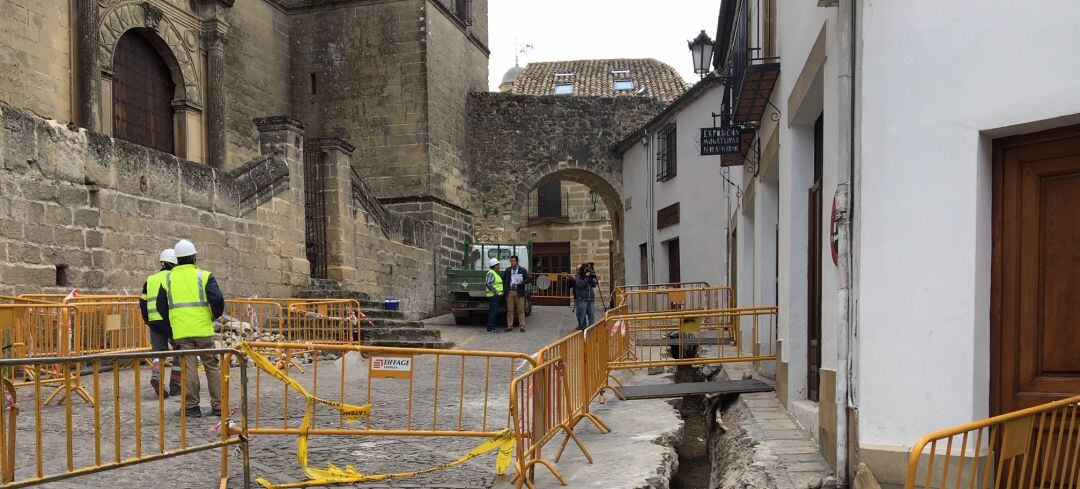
[513,40,534,67]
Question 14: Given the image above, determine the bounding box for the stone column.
[77,0,101,131]
[254,116,308,283]
[203,21,229,170]
[312,138,358,283]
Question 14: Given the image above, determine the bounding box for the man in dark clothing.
[140,248,182,398]
[502,255,530,332]
[571,263,599,330]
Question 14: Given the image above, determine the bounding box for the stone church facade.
[0,0,488,316]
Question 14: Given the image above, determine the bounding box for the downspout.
[836,0,858,485]
[644,129,655,283]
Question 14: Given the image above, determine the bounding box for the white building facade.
[619,0,1080,486]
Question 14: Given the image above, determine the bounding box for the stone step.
[360,308,406,320]
[361,327,442,343]
[361,318,425,329]
[363,339,454,350]
[291,287,372,302]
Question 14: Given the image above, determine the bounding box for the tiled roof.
[511,59,689,103]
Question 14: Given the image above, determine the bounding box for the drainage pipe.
[835,0,859,485]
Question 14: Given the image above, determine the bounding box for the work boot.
[181,406,201,418]
[150,378,169,398]
[210,407,222,417]
[519,326,526,332]
[169,381,181,397]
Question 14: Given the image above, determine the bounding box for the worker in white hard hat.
[484,257,504,334]
[154,239,225,418]
[140,248,181,398]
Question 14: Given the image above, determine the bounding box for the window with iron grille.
[454,0,472,25]
[656,124,677,181]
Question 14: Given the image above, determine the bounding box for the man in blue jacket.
[502,255,530,332]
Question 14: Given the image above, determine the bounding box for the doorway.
[533,242,571,305]
[665,238,681,283]
[806,113,824,403]
[992,123,1080,415]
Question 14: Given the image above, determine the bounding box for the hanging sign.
[701,127,750,156]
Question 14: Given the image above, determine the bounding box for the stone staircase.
[293,283,452,349]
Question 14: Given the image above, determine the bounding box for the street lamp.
[688,30,715,78]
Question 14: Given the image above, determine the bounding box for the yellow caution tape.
[256,428,515,488]
[238,343,371,422]
[239,343,515,489]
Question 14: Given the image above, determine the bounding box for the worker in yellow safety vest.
[484,258,503,334]
[155,239,225,418]
[140,248,182,398]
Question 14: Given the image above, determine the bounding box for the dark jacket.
[502,266,531,295]
[154,269,226,329]
[140,279,171,336]
[571,275,598,302]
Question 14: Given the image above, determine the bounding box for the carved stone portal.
[98,1,201,106]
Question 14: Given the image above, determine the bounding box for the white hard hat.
[159,249,178,265]
[488,258,500,267]
[174,239,197,258]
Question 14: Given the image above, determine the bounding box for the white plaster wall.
[622,142,649,285]
[772,2,830,404]
[857,0,1080,447]
[619,84,731,288]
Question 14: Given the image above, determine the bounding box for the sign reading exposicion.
[700,127,746,156]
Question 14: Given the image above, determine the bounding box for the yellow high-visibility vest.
[163,264,214,339]
[142,270,168,322]
[486,269,504,297]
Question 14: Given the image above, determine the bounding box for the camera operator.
[570,263,599,331]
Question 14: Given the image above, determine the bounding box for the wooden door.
[807,181,823,402]
[992,124,1080,415]
[533,242,571,305]
[807,114,824,403]
[666,239,681,283]
[112,31,174,154]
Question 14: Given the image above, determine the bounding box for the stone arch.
[510,166,622,232]
[510,164,625,293]
[99,1,201,106]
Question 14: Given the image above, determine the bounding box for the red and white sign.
[370,354,413,379]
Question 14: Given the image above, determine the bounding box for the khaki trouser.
[506,291,526,328]
[174,336,221,410]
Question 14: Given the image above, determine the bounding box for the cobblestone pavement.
[6,305,591,488]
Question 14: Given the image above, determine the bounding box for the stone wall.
[0,105,434,315]
[288,0,430,198]
[223,0,293,169]
[467,92,663,238]
[425,1,488,211]
[0,0,71,122]
[519,181,614,286]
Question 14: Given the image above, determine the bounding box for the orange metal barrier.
[1,304,78,388]
[904,395,1080,489]
[622,286,734,314]
[606,306,777,369]
[0,349,249,488]
[228,341,536,438]
[510,357,592,489]
[1,379,14,484]
[614,282,711,305]
[283,300,359,344]
[223,299,286,341]
[71,301,150,356]
[16,294,140,303]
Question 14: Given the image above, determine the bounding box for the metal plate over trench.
[614,378,774,400]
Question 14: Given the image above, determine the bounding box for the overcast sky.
[488,0,722,91]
